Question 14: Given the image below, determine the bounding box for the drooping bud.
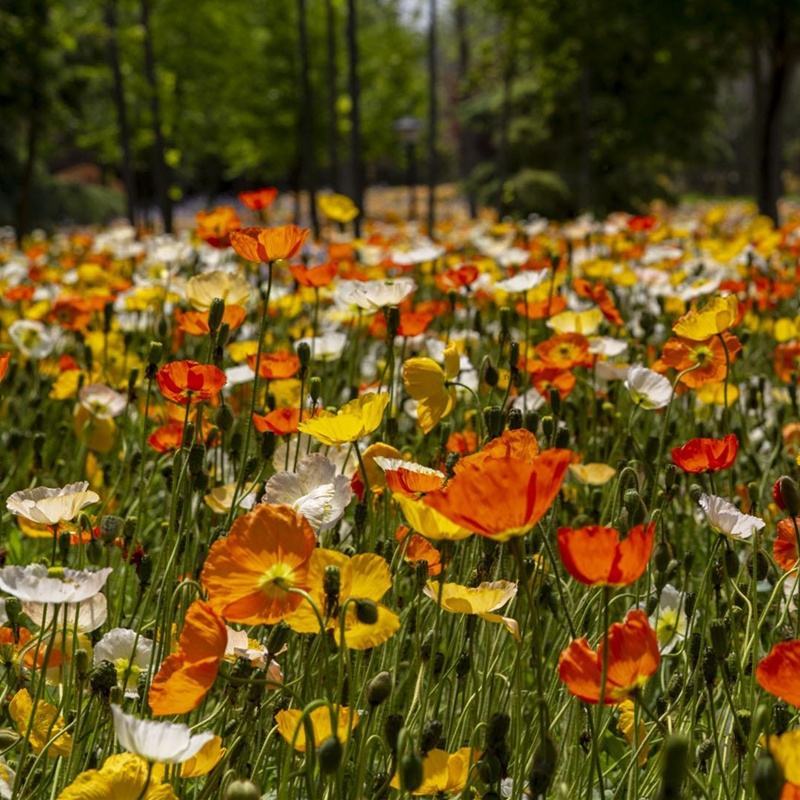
[367,671,393,707]
[317,736,342,774]
[208,297,225,334]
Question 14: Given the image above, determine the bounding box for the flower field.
[1,198,800,799]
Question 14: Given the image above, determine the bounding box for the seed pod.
[507,408,522,430]
[317,736,342,774]
[399,753,424,792]
[702,647,717,686]
[524,410,539,433]
[90,660,118,697]
[709,619,729,659]
[224,780,261,800]
[355,599,378,625]
[421,719,443,754]
[667,671,684,702]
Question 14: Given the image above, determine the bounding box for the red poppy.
[435,264,479,292]
[239,187,278,211]
[247,350,300,380]
[147,421,185,453]
[230,225,309,263]
[573,278,624,326]
[558,609,660,704]
[627,215,656,232]
[4,285,34,303]
[156,360,227,406]
[529,367,576,400]
[757,640,800,707]
[670,434,738,473]
[557,523,655,586]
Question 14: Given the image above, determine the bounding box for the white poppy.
[0,565,112,604]
[647,584,688,654]
[263,453,352,532]
[79,384,127,420]
[23,593,108,632]
[0,758,15,799]
[8,320,58,359]
[94,628,154,698]
[624,365,672,410]
[110,705,215,764]
[698,493,765,541]
[494,270,549,295]
[296,331,347,361]
[224,364,256,386]
[511,387,547,412]
[588,337,627,358]
[334,278,416,311]
[225,627,284,685]
[390,243,445,266]
[6,481,100,525]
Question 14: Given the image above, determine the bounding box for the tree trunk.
[496,27,515,217]
[140,0,172,233]
[346,0,364,235]
[15,0,48,244]
[325,0,340,192]
[105,0,137,227]
[426,0,438,237]
[454,0,476,218]
[297,0,319,237]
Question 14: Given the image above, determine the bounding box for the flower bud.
[657,733,689,799]
[455,650,470,679]
[384,714,403,753]
[753,754,784,800]
[208,298,225,333]
[541,415,554,439]
[296,342,311,371]
[774,476,800,516]
[309,376,322,403]
[317,736,342,774]
[709,619,729,659]
[554,427,570,448]
[399,752,424,792]
[524,410,539,433]
[75,648,90,681]
[355,599,378,625]
[367,671,393,707]
[507,408,522,430]
[482,358,499,388]
[483,405,503,439]
[421,719,443,754]
[499,306,511,340]
[385,305,400,339]
[702,646,717,687]
[147,340,163,368]
[508,340,520,369]
[548,388,561,416]
[528,734,558,796]
[224,780,261,800]
[215,404,234,432]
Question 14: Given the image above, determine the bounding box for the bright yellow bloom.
[275,705,360,752]
[390,748,475,795]
[617,700,648,767]
[285,549,400,649]
[298,392,389,445]
[180,736,226,778]
[58,753,174,799]
[318,193,359,224]
[765,730,800,784]
[228,340,260,363]
[696,381,739,407]
[424,580,519,639]
[9,689,72,758]
[672,295,738,341]
[402,345,459,433]
[393,493,472,541]
[548,308,603,335]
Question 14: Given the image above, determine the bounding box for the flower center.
[258,562,295,597]
[656,609,679,646]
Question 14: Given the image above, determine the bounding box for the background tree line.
[2,0,800,237]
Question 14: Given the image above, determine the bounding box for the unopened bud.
[367,671,393,706]
[208,298,225,333]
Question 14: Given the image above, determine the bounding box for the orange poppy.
[424,448,575,541]
[757,640,800,707]
[446,430,478,456]
[50,297,93,331]
[775,342,800,383]
[4,285,35,303]
[515,295,568,320]
[196,206,242,248]
[558,609,660,704]
[149,600,227,716]
[0,353,10,383]
[239,187,278,211]
[174,305,247,336]
[535,333,593,370]
[435,264,479,292]
[253,407,302,436]
[557,523,655,586]
[529,366,576,399]
[774,518,800,572]
[670,433,738,473]
[656,332,741,388]
[458,428,540,469]
[148,421,186,453]
[290,262,337,288]
[381,461,445,495]
[230,225,309,263]
[395,526,442,576]
[573,279,624,326]
[247,350,300,380]
[156,361,227,406]
[201,504,316,624]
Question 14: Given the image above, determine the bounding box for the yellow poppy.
[393,493,472,541]
[696,381,739,407]
[74,406,116,454]
[617,700,648,767]
[228,340,260,363]
[548,308,603,335]
[285,549,400,649]
[318,193,359,224]
[298,392,389,446]
[390,748,475,795]
[185,270,251,312]
[402,345,459,433]
[672,295,738,341]
[423,580,519,639]
[359,442,403,490]
[9,689,72,757]
[58,753,174,799]
[569,462,617,486]
[275,705,360,752]
[180,736,226,778]
[765,730,800,784]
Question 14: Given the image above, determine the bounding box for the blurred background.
[1,0,799,237]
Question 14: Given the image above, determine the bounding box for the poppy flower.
[59,753,176,799]
[548,308,604,335]
[423,579,519,638]
[285,548,399,648]
[558,609,660,704]
[672,294,739,341]
[247,350,300,380]
[334,277,416,310]
[424,448,575,542]
[569,462,617,486]
[529,366,576,400]
[298,392,389,446]
[290,261,338,288]
[402,346,459,433]
[515,295,568,320]
[252,407,303,436]
[396,526,442,576]
[275,705,360,752]
[156,360,227,406]
[458,428,539,469]
[757,640,800,707]
[764,730,800,798]
[49,297,93,331]
[573,278,624,326]
[557,523,655,586]
[185,270,251,311]
[239,187,278,211]
[195,206,241,248]
[535,333,594,370]
[435,264,479,292]
[94,628,154,698]
[698,493,765,541]
[394,493,473,541]
[230,225,309,263]
[617,699,649,766]
[775,517,800,572]
[9,689,73,756]
[148,421,186,453]
[775,342,800,383]
[175,304,247,336]
[374,457,445,495]
[201,504,316,624]
[180,736,226,778]
[6,482,100,527]
[671,434,738,473]
[624,365,671,409]
[446,430,478,455]
[148,601,227,716]
[389,748,475,796]
[656,332,741,388]
[318,193,359,223]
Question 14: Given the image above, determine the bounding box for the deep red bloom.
[670,434,738,474]
[239,187,278,211]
